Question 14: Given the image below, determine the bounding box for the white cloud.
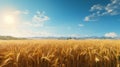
[84,0,120,21]
[84,13,97,21]
[84,16,90,21]
[13,10,29,15]
[105,0,120,15]
[23,11,50,27]
[32,11,49,23]
[78,24,84,27]
[104,32,117,38]
[90,4,104,11]
[32,11,49,27]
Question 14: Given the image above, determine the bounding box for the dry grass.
[0,39,120,67]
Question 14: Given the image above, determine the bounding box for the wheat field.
[0,39,120,67]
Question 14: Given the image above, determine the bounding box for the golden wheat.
[0,39,120,67]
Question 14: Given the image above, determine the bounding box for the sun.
[3,15,15,24]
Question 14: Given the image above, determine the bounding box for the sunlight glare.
[3,15,15,24]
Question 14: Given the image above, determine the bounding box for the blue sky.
[0,0,120,37]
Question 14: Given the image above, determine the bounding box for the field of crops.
[0,39,120,67]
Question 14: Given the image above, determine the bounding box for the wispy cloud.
[90,4,104,12]
[18,11,50,37]
[104,32,117,38]
[23,11,50,27]
[31,11,50,27]
[78,24,84,27]
[84,0,120,21]
[33,11,49,22]
[13,10,29,15]
[84,13,98,21]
